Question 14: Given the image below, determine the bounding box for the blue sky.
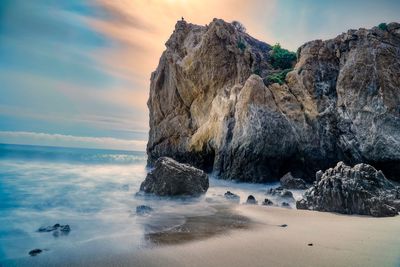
[0,0,399,151]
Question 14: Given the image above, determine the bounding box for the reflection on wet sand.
[144,204,252,245]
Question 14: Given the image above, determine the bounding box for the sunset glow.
[0,0,399,149]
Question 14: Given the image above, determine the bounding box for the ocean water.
[0,144,302,266]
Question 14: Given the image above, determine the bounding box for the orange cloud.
[87,0,278,122]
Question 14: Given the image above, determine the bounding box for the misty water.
[0,144,303,265]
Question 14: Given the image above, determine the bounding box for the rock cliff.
[147,19,400,182]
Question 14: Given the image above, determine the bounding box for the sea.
[0,143,302,266]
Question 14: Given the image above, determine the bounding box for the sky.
[0,0,399,151]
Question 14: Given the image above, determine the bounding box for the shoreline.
[22,205,400,267]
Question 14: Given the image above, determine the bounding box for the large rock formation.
[296,162,400,217]
[147,18,400,182]
[140,157,209,196]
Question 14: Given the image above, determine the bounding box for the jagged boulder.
[147,18,400,182]
[140,157,209,196]
[280,172,307,189]
[296,162,400,217]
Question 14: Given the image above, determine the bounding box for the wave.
[0,143,147,165]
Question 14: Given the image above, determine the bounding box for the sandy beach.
[27,205,400,267]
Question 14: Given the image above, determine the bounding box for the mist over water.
[0,144,301,265]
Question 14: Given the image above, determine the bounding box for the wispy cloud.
[1,0,399,150]
[0,131,146,151]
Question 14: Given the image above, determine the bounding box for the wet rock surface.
[280,172,307,189]
[246,195,257,204]
[38,224,70,236]
[262,198,274,206]
[28,249,43,256]
[224,191,240,203]
[147,19,400,182]
[267,187,295,200]
[140,157,209,196]
[136,205,153,216]
[297,162,400,217]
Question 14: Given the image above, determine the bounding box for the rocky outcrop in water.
[37,223,70,237]
[224,191,240,203]
[140,157,209,196]
[147,18,400,182]
[296,162,400,217]
[29,249,43,256]
[136,205,153,216]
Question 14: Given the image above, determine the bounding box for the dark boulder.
[281,202,290,207]
[267,187,294,200]
[246,195,257,204]
[296,162,400,217]
[280,172,307,189]
[140,157,209,196]
[29,249,42,256]
[262,198,274,206]
[224,191,240,203]
[136,205,153,216]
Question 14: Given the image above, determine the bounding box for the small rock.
[60,225,70,233]
[267,188,294,200]
[262,198,274,206]
[280,224,288,227]
[38,226,55,232]
[246,195,257,204]
[281,202,290,207]
[308,243,313,246]
[224,191,240,202]
[29,249,42,256]
[38,224,71,236]
[136,205,153,216]
[280,172,307,189]
[37,223,64,232]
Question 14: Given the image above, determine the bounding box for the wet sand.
[145,204,252,246]
[30,205,400,267]
[130,206,400,267]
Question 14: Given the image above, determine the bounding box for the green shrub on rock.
[264,69,292,85]
[269,43,297,70]
[378,22,388,31]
